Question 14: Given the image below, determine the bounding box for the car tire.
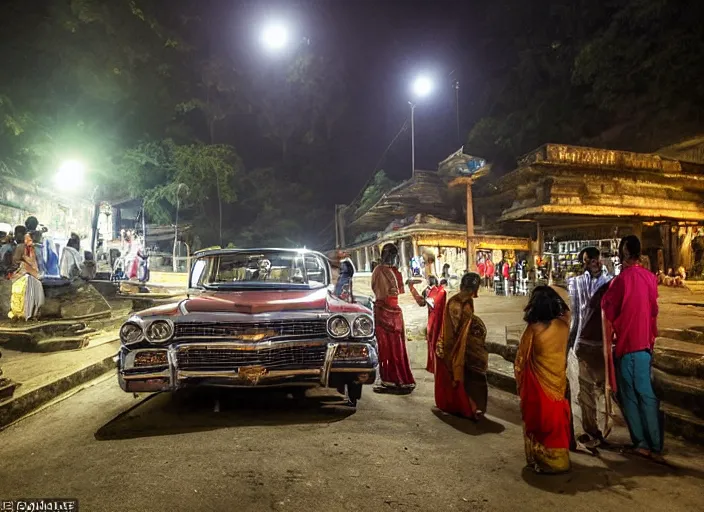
[347,382,362,407]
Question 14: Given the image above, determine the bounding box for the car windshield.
[190,250,329,289]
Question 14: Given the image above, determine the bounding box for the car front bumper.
[118,339,378,393]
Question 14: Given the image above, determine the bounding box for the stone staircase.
[652,329,704,443]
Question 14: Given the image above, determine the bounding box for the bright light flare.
[54,160,85,191]
[412,75,433,98]
[261,22,289,51]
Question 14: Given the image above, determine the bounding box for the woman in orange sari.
[515,286,571,474]
[435,272,488,419]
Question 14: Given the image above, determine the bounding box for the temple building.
[338,137,704,281]
[480,142,704,279]
[336,152,531,277]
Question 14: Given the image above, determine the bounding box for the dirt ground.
[1,373,703,512]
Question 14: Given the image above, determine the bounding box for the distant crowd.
[1,216,94,321]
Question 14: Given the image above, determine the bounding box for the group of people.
[370,243,489,418]
[1,217,92,321]
[368,235,663,474]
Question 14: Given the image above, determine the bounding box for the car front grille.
[176,344,329,372]
[174,320,328,340]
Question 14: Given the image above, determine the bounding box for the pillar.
[399,238,408,277]
[670,223,680,270]
[364,246,370,272]
[355,249,363,271]
[632,221,643,240]
[412,237,419,260]
[466,183,476,272]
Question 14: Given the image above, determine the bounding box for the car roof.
[192,247,327,259]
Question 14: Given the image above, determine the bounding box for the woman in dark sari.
[435,272,488,419]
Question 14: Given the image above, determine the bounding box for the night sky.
[218,0,482,204]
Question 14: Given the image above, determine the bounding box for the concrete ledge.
[0,355,117,429]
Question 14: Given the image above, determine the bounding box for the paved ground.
[1,373,704,512]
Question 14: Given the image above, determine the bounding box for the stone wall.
[0,177,93,241]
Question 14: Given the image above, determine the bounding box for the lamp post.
[410,75,433,177]
[173,183,189,272]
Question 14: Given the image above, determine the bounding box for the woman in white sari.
[60,234,84,280]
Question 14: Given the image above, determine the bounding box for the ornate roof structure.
[494,143,704,223]
[342,170,462,241]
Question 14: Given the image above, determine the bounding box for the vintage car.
[117,248,378,405]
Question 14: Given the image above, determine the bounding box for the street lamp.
[54,160,86,191]
[409,75,433,177]
[261,22,290,52]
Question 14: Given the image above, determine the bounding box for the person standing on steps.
[602,235,665,464]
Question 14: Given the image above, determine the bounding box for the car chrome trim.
[177,369,320,379]
[121,370,170,380]
[321,343,339,387]
[144,318,175,344]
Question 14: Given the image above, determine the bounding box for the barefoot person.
[408,275,447,373]
[435,272,488,419]
[371,243,415,394]
[515,286,572,474]
[602,235,664,462]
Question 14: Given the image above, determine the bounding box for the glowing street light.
[412,75,433,98]
[261,22,290,52]
[409,75,434,177]
[54,160,86,191]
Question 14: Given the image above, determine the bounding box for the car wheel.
[346,382,362,407]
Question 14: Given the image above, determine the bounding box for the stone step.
[658,329,704,346]
[652,368,704,420]
[661,402,704,445]
[653,338,704,379]
[684,280,704,293]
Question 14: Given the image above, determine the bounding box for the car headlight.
[120,322,143,345]
[352,315,374,338]
[145,320,174,343]
[327,315,350,338]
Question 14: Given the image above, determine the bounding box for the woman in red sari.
[515,286,571,474]
[435,272,488,419]
[371,244,416,394]
[409,276,447,373]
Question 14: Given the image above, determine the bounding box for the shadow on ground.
[432,408,506,435]
[95,388,355,441]
[521,454,704,496]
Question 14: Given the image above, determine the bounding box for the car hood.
[176,287,365,315]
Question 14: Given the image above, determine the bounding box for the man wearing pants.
[568,246,612,450]
[602,235,664,462]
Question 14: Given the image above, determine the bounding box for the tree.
[115,139,242,242]
[465,0,704,171]
[572,0,704,150]
[355,170,397,216]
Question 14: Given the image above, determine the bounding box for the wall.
[0,177,93,242]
